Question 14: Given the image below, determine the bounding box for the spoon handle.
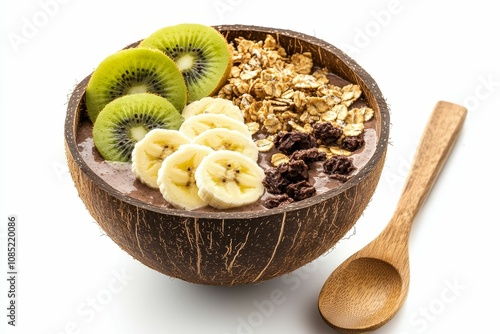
[390,101,467,235]
[361,101,467,267]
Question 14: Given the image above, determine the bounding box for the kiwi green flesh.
[85,48,188,123]
[92,93,184,162]
[139,23,231,103]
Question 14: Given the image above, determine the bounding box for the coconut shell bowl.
[64,25,390,286]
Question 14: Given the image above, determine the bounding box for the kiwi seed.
[85,48,187,123]
[92,93,184,162]
[139,23,232,103]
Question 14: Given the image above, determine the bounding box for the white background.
[1,0,499,333]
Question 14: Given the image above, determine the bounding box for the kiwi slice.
[86,48,187,123]
[92,93,184,162]
[139,23,232,103]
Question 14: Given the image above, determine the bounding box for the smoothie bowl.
[64,24,390,286]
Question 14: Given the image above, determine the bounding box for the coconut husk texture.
[65,25,390,286]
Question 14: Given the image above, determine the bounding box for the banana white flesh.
[157,144,213,210]
[195,150,265,209]
[192,128,259,161]
[131,129,191,188]
[182,97,244,122]
[179,113,252,139]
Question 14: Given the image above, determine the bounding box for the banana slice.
[182,97,244,122]
[157,144,213,210]
[131,129,191,188]
[195,150,265,209]
[179,113,252,139]
[192,128,259,161]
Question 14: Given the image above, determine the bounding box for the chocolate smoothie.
[76,98,377,213]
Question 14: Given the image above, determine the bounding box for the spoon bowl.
[318,101,467,333]
[321,258,404,331]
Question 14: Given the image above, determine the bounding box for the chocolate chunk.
[263,194,294,209]
[286,180,316,201]
[274,131,317,155]
[313,122,343,145]
[277,160,309,183]
[323,155,355,178]
[289,148,327,164]
[342,135,365,151]
[263,168,290,194]
[263,159,310,195]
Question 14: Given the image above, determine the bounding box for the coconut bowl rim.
[64,24,390,220]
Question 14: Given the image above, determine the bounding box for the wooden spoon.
[318,101,467,333]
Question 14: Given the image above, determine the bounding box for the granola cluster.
[217,34,374,159]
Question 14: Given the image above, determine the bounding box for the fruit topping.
[86,48,187,122]
[195,150,265,209]
[179,113,251,139]
[131,129,191,188]
[139,23,232,103]
[157,144,213,210]
[92,93,184,162]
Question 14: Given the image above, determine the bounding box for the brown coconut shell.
[64,25,390,286]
